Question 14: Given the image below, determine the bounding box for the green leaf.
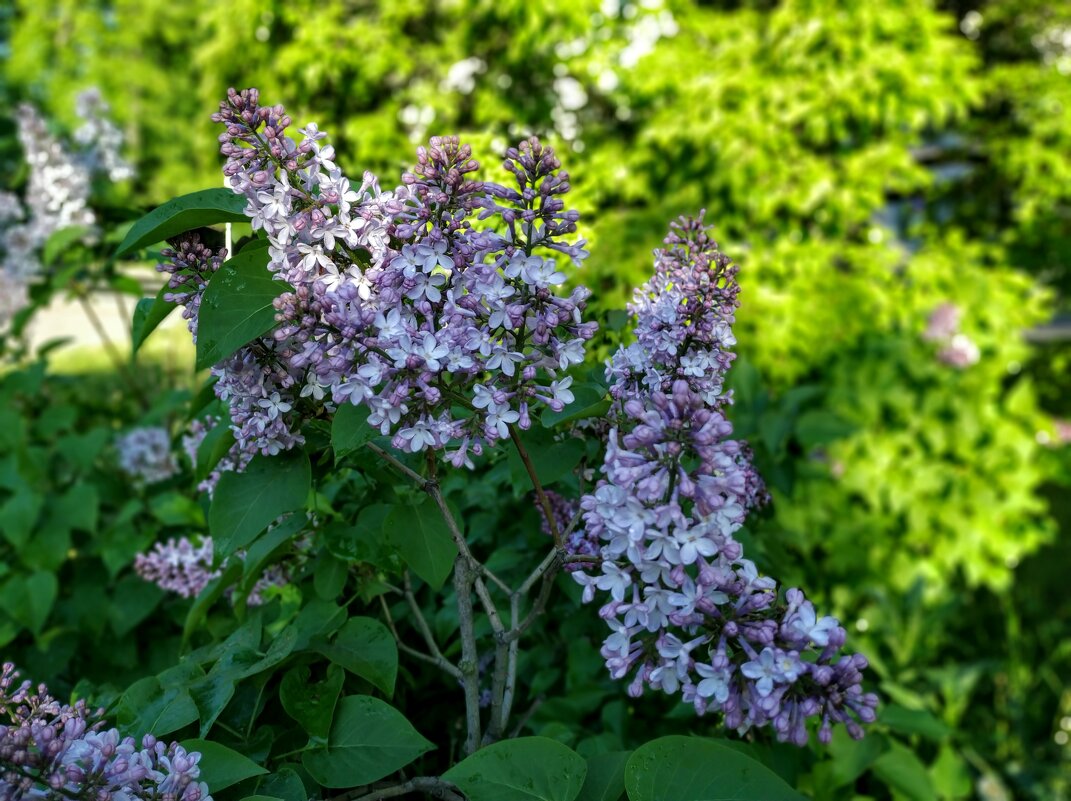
[116,663,203,736]
[195,248,293,369]
[254,768,307,801]
[43,225,91,265]
[313,554,349,600]
[301,695,434,788]
[623,736,805,801]
[181,738,267,793]
[383,501,456,590]
[828,729,889,788]
[280,663,344,741]
[443,736,587,801]
[0,486,42,548]
[576,751,630,801]
[315,616,398,696]
[196,420,236,482]
[332,403,374,459]
[878,705,950,742]
[210,450,311,559]
[182,561,243,642]
[871,741,937,801]
[116,188,248,257]
[0,572,58,634]
[109,574,164,638]
[131,286,178,355]
[542,382,610,428]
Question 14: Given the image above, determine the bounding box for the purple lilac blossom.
[535,489,598,568]
[134,535,286,606]
[0,663,211,800]
[181,87,596,473]
[572,215,877,746]
[115,427,178,485]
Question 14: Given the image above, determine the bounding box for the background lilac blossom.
[0,662,211,800]
[115,426,178,486]
[571,216,878,746]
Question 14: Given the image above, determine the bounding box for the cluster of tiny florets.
[157,87,597,472]
[134,534,289,606]
[0,663,211,800]
[115,426,178,486]
[571,216,877,745]
[1,90,132,329]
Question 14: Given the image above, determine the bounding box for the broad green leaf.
[878,704,950,742]
[301,695,434,788]
[383,501,456,590]
[623,736,805,801]
[43,225,90,265]
[255,767,307,801]
[0,486,42,548]
[443,736,587,801]
[828,729,889,788]
[196,420,235,482]
[132,287,178,355]
[181,738,267,793]
[116,663,203,736]
[315,616,398,696]
[332,403,374,459]
[195,248,293,369]
[109,574,165,638]
[541,382,610,428]
[576,751,630,801]
[280,663,344,741]
[182,561,242,642]
[871,741,937,801]
[313,553,349,600]
[116,188,247,257]
[209,450,311,559]
[0,572,58,634]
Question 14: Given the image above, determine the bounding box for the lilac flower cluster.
[0,662,211,800]
[572,216,877,745]
[1,91,132,328]
[157,235,226,341]
[535,490,597,568]
[171,87,596,472]
[923,302,979,369]
[115,427,178,486]
[134,535,287,606]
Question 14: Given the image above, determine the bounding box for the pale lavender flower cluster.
[0,663,211,801]
[134,535,286,606]
[184,87,595,471]
[923,302,979,369]
[572,217,877,745]
[1,91,132,329]
[535,490,598,568]
[115,427,178,486]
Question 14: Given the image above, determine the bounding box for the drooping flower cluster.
[175,87,596,472]
[922,302,980,369]
[1,90,132,329]
[157,235,227,341]
[0,662,211,801]
[134,535,288,607]
[572,216,877,745]
[115,427,178,485]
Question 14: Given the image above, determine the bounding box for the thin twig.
[509,696,544,738]
[378,595,461,680]
[403,572,456,668]
[77,295,146,404]
[508,424,562,548]
[365,442,427,486]
[329,776,463,801]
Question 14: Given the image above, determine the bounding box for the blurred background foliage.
[3,0,1071,798]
